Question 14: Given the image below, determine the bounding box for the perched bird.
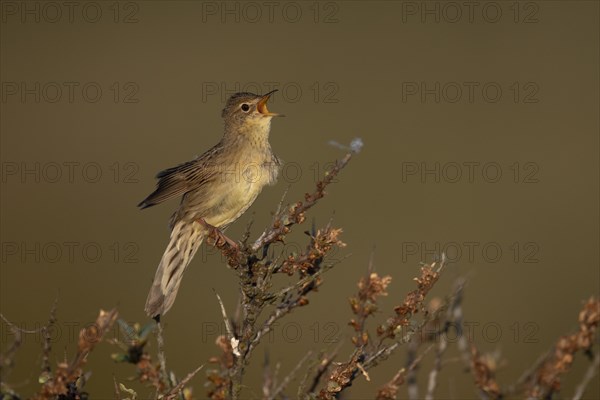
[139,90,283,318]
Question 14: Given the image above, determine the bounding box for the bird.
[139,90,284,319]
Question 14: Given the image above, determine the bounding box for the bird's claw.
[196,218,239,250]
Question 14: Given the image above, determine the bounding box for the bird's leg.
[196,218,239,251]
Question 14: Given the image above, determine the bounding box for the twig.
[424,337,444,400]
[426,278,466,400]
[248,266,333,357]
[406,340,419,400]
[240,213,255,247]
[572,351,600,400]
[364,313,436,371]
[376,343,435,400]
[1,303,55,382]
[320,260,449,400]
[297,345,342,397]
[377,258,446,342]
[163,365,204,400]
[0,313,38,334]
[203,145,359,399]
[470,345,501,400]
[35,308,118,400]
[113,375,122,400]
[262,351,273,400]
[155,321,169,393]
[504,351,551,396]
[450,279,470,371]
[258,185,290,254]
[0,314,32,381]
[214,291,240,357]
[40,298,59,377]
[251,151,355,252]
[526,297,600,399]
[268,351,313,400]
[348,251,391,348]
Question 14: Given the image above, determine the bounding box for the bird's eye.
[241,103,250,112]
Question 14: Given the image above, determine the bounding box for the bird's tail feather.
[145,220,204,317]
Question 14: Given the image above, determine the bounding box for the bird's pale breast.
[180,155,279,228]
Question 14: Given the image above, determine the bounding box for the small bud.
[298,297,309,306]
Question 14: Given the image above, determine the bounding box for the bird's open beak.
[257,89,284,117]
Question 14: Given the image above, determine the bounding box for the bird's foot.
[196,218,239,250]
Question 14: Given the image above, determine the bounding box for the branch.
[215,291,240,357]
[35,308,118,400]
[376,344,435,400]
[572,351,600,400]
[267,351,313,400]
[163,365,204,400]
[155,321,169,391]
[318,258,448,400]
[426,278,466,400]
[251,151,356,252]
[526,297,600,399]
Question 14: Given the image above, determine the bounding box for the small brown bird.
[139,90,283,318]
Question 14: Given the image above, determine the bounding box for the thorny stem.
[572,351,600,400]
[425,279,466,400]
[251,151,354,252]
[218,150,356,399]
[317,260,448,400]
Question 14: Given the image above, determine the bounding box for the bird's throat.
[224,118,273,151]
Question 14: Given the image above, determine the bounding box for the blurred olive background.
[1,1,598,399]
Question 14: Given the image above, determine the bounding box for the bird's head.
[221,90,283,135]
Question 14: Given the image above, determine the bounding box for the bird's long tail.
[145,220,205,317]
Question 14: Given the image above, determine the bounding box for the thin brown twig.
[35,308,118,400]
[318,259,448,400]
[296,344,343,398]
[526,297,600,399]
[113,375,122,400]
[504,351,551,396]
[406,339,419,400]
[224,151,355,399]
[348,252,391,348]
[155,321,169,394]
[262,351,273,400]
[376,343,435,400]
[251,151,355,252]
[572,351,600,400]
[248,264,334,357]
[1,305,55,383]
[426,278,466,400]
[267,350,313,400]
[164,365,204,400]
[40,298,59,378]
[214,291,239,357]
[0,314,32,382]
[470,344,502,400]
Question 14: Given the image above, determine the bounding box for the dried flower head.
[527,297,600,398]
[471,345,502,399]
[377,263,443,339]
